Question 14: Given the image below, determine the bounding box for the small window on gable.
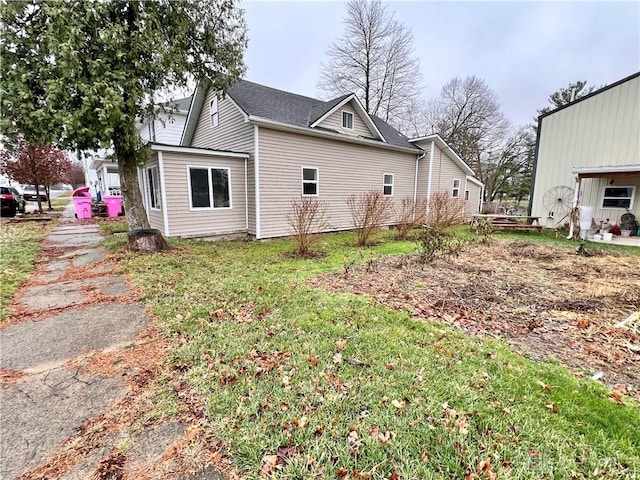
[465,190,470,201]
[302,167,318,196]
[383,173,394,196]
[602,186,635,209]
[342,111,354,130]
[146,166,161,210]
[210,97,219,127]
[452,179,460,198]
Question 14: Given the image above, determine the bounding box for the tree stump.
[127,229,170,253]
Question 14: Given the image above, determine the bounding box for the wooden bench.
[492,222,543,232]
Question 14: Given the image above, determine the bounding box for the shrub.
[395,197,427,239]
[415,227,467,264]
[345,190,394,246]
[425,192,466,231]
[286,197,330,256]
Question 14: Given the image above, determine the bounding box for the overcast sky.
[241,0,639,130]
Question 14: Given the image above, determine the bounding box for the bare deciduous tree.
[345,190,394,246]
[318,0,421,128]
[395,197,427,239]
[287,197,330,256]
[426,76,510,167]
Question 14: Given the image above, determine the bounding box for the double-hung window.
[383,173,394,196]
[302,167,318,196]
[146,166,161,210]
[189,166,231,209]
[342,111,354,130]
[452,179,460,198]
[210,97,219,127]
[602,186,635,209]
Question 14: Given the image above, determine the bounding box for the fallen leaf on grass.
[369,426,394,443]
[259,454,278,478]
[336,339,347,349]
[546,403,558,413]
[609,391,625,405]
[391,399,404,410]
[333,352,343,364]
[536,380,554,392]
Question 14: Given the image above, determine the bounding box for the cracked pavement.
[1,207,231,480]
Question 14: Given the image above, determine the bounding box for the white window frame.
[210,97,219,127]
[601,185,635,210]
[145,165,161,210]
[342,111,354,130]
[383,173,394,196]
[187,165,232,210]
[302,167,319,196]
[452,179,460,198]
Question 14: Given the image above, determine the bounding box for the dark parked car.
[22,185,48,202]
[1,186,26,217]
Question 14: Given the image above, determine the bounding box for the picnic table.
[471,214,543,232]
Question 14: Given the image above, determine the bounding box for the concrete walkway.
[1,204,229,479]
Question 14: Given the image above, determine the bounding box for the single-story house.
[531,71,639,231]
[141,80,483,239]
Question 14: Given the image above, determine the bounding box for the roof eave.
[249,115,420,154]
[409,133,476,177]
[571,164,640,177]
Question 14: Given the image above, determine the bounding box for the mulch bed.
[310,239,640,399]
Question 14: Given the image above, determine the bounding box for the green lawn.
[0,221,51,320]
[108,229,639,479]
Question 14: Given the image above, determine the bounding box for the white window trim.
[187,165,233,211]
[383,173,394,197]
[302,166,319,196]
[145,165,161,211]
[601,185,635,210]
[341,110,354,130]
[210,97,219,128]
[452,178,461,198]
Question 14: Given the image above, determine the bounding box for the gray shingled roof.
[161,96,192,112]
[227,80,417,150]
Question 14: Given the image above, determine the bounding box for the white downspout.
[157,150,170,236]
[244,156,248,232]
[254,125,261,239]
[413,152,426,220]
[425,140,435,213]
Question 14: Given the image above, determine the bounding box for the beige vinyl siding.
[191,90,254,153]
[532,75,640,224]
[318,102,377,138]
[257,127,417,238]
[142,156,165,233]
[412,140,481,220]
[464,181,483,220]
[159,152,247,237]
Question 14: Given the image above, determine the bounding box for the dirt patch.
[310,239,640,398]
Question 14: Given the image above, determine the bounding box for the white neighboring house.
[83,96,192,197]
[531,72,639,230]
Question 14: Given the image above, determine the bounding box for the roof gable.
[182,79,418,151]
[409,133,478,178]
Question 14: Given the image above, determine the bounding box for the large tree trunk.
[118,155,150,231]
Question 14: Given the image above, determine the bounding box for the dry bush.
[345,190,394,246]
[425,192,466,231]
[395,197,427,239]
[286,196,330,256]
